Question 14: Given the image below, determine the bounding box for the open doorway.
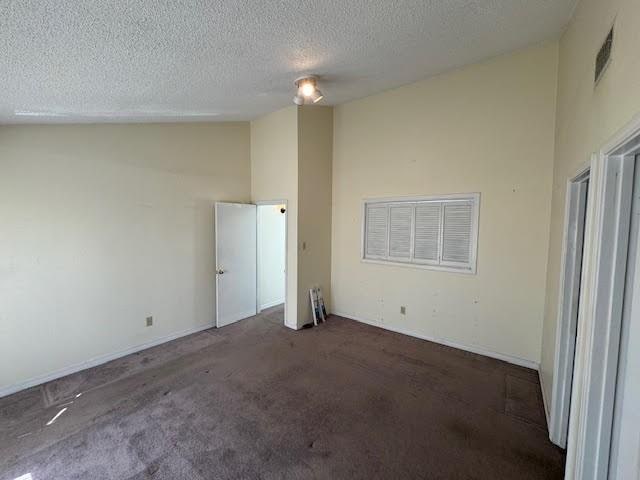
[550,167,590,448]
[215,200,288,329]
[257,202,287,318]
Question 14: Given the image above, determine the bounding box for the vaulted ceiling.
[0,0,577,123]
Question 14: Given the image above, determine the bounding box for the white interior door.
[609,156,640,479]
[215,202,257,327]
[550,175,589,448]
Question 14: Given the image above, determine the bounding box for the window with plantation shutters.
[388,205,412,260]
[441,201,474,266]
[362,194,479,273]
[364,204,388,259]
[414,203,441,264]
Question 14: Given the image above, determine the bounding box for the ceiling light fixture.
[293,76,324,105]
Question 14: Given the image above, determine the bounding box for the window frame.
[360,193,480,274]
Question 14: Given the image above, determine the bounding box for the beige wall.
[540,0,640,406]
[297,106,333,325]
[250,105,333,328]
[0,123,250,394]
[250,106,300,328]
[331,42,559,365]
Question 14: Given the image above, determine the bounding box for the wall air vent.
[595,26,614,85]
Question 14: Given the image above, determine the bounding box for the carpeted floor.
[1,306,565,479]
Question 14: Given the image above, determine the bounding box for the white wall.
[0,123,250,395]
[331,42,558,366]
[258,205,286,309]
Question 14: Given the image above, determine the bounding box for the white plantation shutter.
[413,203,441,263]
[363,194,478,273]
[365,204,388,258]
[441,202,474,266]
[388,205,412,259]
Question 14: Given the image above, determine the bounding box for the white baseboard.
[259,299,285,310]
[539,369,551,429]
[333,312,540,371]
[0,322,215,399]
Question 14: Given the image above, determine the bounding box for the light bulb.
[301,82,315,97]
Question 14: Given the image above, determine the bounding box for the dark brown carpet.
[1,306,565,479]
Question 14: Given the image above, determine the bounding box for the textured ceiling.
[0,0,577,123]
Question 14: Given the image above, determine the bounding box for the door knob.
[217,269,225,275]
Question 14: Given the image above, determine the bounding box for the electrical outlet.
[146,316,153,327]
[400,306,406,315]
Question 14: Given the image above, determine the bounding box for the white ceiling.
[0,0,577,124]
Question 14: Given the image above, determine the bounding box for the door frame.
[550,165,590,448]
[564,114,640,480]
[255,200,288,327]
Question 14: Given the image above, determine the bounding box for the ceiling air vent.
[595,26,614,85]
